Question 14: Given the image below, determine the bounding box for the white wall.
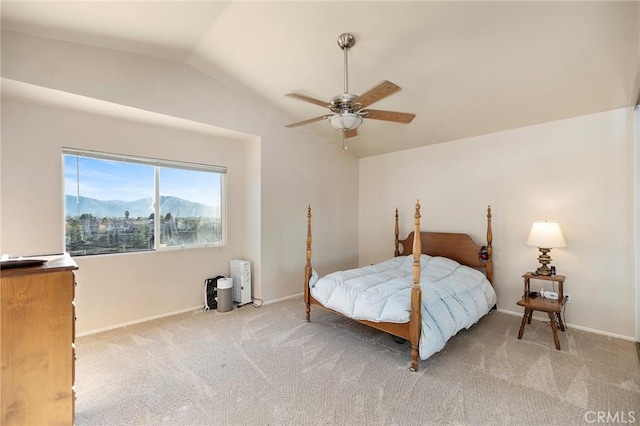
[1,31,634,339]
[360,108,635,338]
[1,31,359,333]
[1,98,249,331]
[635,106,640,342]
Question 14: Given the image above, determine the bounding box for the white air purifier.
[230,259,252,306]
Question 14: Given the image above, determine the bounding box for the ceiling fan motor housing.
[330,93,361,114]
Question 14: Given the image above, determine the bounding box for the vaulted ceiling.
[2,1,639,157]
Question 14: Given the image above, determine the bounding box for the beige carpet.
[75,297,639,425]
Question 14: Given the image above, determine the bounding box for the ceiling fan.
[284,33,416,141]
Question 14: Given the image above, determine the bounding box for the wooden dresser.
[1,254,78,426]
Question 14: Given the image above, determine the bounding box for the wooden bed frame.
[304,201,493,371]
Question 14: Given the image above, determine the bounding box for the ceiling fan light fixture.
[330,112,363,131]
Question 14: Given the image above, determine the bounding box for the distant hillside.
[65,195,217,218]
[159,196,217,218]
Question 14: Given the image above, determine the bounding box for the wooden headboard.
[394,206,493,284]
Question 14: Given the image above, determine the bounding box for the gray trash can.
[217,277,233,312]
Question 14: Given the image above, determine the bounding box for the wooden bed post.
[409,201,422,371]
[486,205,493,285]
[304,205,312,322]
[394,208,400,257]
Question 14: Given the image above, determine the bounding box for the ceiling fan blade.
[285,93,330,108]
[354,81,402,109]
[344,129,358,138]
[285,116,327,128]
[363,109,416,124]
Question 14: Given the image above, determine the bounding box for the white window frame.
[63,148,227,256]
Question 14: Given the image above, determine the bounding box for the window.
[63,149,225,256]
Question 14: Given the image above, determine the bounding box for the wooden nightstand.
[516,272,566,350]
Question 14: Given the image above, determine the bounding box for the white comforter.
[309,254,497,360]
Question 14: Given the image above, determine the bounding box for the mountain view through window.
[64,152,225,256]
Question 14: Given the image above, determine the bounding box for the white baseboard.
[77,295,306,337]
[78,299,633,343]
[497,308,635,342]
[77,305,203,337]
[261,292,303,306]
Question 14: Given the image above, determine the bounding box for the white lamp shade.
[330,113,363,131]
[526,221,566,248]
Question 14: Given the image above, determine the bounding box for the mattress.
[309,254,497,360]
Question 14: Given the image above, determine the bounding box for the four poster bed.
[303,202,496,371]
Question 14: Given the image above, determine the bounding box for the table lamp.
[526,220,566,276]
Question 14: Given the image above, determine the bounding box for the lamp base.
[534,265,552,276]
[535,247,553,276]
